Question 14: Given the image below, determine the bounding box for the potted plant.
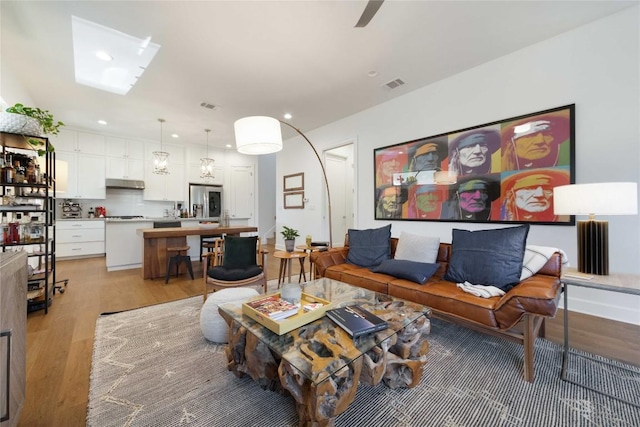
[281,226,300,252]
[0,103,64,156]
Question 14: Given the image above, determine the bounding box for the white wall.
[258,154,276,243]
[278,7,640,324]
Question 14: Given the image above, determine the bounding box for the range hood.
[105,179,145,190]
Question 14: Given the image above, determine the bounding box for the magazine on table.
[246,295,299,320]
[326,305,388,338]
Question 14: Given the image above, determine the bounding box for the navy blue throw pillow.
[444,225,529,291]
[346,224,391,267]
[371,259,439,285]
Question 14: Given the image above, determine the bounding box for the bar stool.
[200,234,223,261]
[153,221,195,283]
[165,245,194,283]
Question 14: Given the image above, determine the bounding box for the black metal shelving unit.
[1,131,56,314]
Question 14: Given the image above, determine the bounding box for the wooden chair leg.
[523,314,535,383]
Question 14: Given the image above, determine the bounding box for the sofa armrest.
[310,248,349,277]
[494,274,562,329]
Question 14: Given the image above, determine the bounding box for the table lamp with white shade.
[554,182,638,275]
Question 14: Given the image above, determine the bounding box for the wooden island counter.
[137,226,258,279]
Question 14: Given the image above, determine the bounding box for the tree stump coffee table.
[218,278,431,427]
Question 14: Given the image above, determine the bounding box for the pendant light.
[152,118,170,175]
[200,129,215,179]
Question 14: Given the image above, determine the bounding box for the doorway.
[324,142,355,247]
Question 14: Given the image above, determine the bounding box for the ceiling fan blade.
[355,0,385,28]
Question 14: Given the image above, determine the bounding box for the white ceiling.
[1,0,635,150]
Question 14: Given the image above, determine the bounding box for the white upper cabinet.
[144,142,185,164]
[106,136,144,159]
[106,137,144,179]
[143,141,185,201]
[56,150,106,199]
[52,129,106,156]
[185,145,224,185]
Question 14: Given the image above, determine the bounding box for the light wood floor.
[20,247,639,426]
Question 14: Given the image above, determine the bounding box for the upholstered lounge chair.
[203,236,267,301]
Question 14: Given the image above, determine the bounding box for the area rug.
[87,296,640,427]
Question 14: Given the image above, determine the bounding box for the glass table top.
[219,277,431,385]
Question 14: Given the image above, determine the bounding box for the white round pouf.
[200,288,260,343]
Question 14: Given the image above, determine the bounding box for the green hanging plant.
[5,103,64,156]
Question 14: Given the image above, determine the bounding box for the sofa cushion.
[444,225,530,291]
[346,224,391,267]
[371,259,439,285]
[395,232,440,263]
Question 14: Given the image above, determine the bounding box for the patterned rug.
[87,296,640,427]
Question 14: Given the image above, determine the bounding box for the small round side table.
[295,245,328,280]
[273,250,308,286]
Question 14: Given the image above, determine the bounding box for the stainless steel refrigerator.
[189,184,223,218]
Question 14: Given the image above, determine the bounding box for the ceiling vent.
[384,78,405,90]
[200,102,220,111]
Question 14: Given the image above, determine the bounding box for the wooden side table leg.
[298,258,306,283]
[287,258,292,283]
[278,259,286,288]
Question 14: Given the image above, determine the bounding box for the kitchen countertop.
[58,217,220,223]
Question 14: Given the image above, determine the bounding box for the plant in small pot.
[281,226,300,252]
[0,103,64,156]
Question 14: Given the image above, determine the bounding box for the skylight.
[71,16,160,95]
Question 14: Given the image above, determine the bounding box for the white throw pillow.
[395,231,440,263]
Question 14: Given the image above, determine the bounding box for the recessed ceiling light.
[283,113,292,120]
[95,51,113,61]
[98,120,107,125]
[171,134,179,138]
[367,70,378,77]
[226,144,232,148]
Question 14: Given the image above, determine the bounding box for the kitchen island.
[137,225,258,279]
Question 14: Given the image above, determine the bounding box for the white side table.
[561,268,640,407]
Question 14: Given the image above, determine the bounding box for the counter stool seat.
[166,245,194,283]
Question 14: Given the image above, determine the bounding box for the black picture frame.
[373,104,575,225]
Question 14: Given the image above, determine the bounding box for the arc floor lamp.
[234,116,333,249]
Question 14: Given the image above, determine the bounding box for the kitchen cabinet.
[143,142,185,202]
[186,145,224,185]
[0,251,27,427]
[105,137,144,159]
[106,157,143,180]
[55,151,106,199]
[51,129,106,156]
[105,220,151,271]
[187,163,224,185]
[228,165,254,219]
[106,137,144,180]
[57,220,105,258]
[143,166,185,202]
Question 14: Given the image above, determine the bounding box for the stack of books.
[245,295,299,321]
[326,305,388,338]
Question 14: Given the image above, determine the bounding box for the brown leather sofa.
[311,238,563,382]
